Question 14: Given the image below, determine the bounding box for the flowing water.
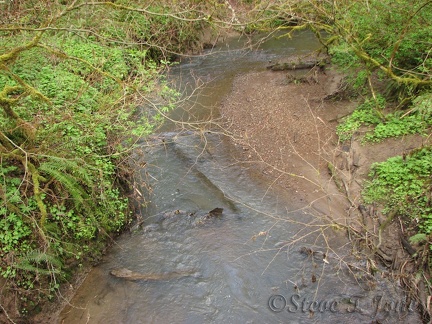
[59,31,421,323]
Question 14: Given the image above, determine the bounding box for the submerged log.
[110,268,199,281]
[267,55,329,71]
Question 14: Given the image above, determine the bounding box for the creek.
[59,31,421,323]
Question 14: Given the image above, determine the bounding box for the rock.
[193,207,224,226]
[163,209,187,218]
[352,150,361,167]
[129,219,145,233]
[207,207,223,217]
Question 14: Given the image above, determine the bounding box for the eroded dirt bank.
[220,65,430,320]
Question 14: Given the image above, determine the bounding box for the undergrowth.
[363,147,432,236]
[336,93,432,143]
[327,1,432,287]
[0,0,198,318]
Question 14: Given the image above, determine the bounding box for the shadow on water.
[59,31,422,323]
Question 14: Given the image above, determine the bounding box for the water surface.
[60,31,420,324]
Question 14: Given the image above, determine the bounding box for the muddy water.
[59,32,421,323]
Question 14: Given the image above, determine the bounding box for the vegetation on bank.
[242,0,431,310]
[242,1,431,252]
[322,1,432,249]
[293,1,432,303]
[237,0,430,238]
[0,0,215,318]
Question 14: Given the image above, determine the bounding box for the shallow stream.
[60,31,421,323]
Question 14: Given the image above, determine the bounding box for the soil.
[220,66,355,216]
[220,64,431,320]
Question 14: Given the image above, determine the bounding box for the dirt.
[220,64,431,319]
[0,267,91,324]
[220,66,355,215]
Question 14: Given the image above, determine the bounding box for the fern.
[15,250,63,275]
[39,160,91,210]
[42,157,95,187]
[24,250,62,267]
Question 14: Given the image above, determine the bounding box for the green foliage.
[336,96,384,141]
[329,45,369,95]
[410,92,432,122]
[15,250,63,278]
[80,2,205,61]
[347,1,432,76]
[0,213,32,257]
[329,42,360,70]
[364,114,429,142]
[337,94,432,142]
[363,148,432,234]
[410,233,428,244]
[0,0,191,313]
[0,166,33,259]
[243,11,292,33]
[59,38,128,79]
[311,0,432,99]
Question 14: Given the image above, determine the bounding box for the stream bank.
[220,59,430,321]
